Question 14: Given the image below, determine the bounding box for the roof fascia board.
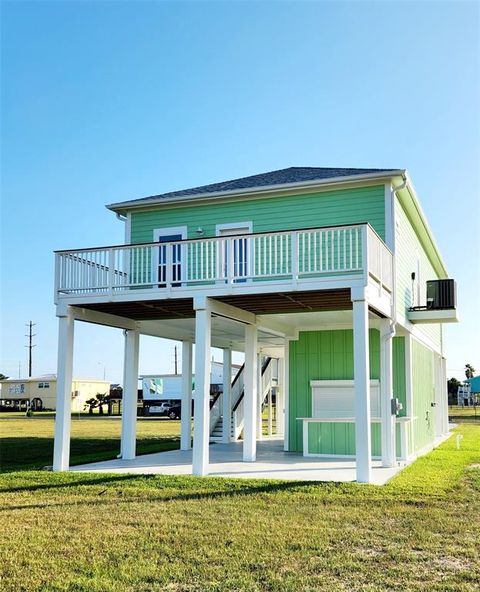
[107,170,406,213]
[397,174,448,278]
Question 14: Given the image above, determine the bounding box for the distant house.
[52,166,458,483]
[466,376,480,393]
[0,374,110,412]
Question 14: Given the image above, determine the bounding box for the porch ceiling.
[79,289,353,321]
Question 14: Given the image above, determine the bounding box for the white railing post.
[361,225,369,284]
[291,231,299,287]
[108,248,115,296]
[165,243,173,289]
[54,253,61,304]
[227,238,234,284]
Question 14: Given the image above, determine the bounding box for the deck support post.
[53,309,75,471]
[121,327,140,460]
[243,324,258,462]
[256,353,263,440]
[222,348,232,443]
[180,341,193,450]
[277,357,285,437]
[352,289,372,483]
[380,319,396,467]
[192,299,212,476]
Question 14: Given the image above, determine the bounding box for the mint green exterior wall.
[411,338,436,452]
[130,185,386,243]
[305,421,407,458]
[394,196,442,349]
[289,330,408,455]
[288,329,381,453]
[393,336,406,417]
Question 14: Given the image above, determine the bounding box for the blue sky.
[1,0,479,383]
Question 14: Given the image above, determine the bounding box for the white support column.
[283,342,290,450]
[222,348,232,443]
[243,324,258,462]
[53,310,75,471]
[256,353,263,440]
[121,327,140,460]
[352,292,372,483]
[267,387,273,437]
[380,320,396,467]
[192,303,212,476]
[277,356,285,437]
[180,341,193,450]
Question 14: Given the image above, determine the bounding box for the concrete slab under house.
[52,167,458,484]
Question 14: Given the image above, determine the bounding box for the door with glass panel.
[157,233,183,287]
[218,225,250,283]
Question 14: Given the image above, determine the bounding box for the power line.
[25,321,36,378]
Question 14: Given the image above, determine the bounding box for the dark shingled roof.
[109,167,402,209]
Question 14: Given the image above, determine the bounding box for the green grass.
[449,405,480,422]
[0,419,479,591]
[0,415,180,471]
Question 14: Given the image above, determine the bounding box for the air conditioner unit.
[426,279,456,310]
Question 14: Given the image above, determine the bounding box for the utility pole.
[25,321,36,378]
[174,346,178,375]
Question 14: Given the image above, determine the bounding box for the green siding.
[307,422,381,456]
[412,338,436,452]
[288,329,380,453]
[393,336,406,417]
[395,196,442,348]
[130,184,386,243]
[306,421,407,458]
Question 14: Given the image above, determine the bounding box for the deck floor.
[70,438,407,485]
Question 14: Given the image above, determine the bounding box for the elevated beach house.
[53,167,458,483]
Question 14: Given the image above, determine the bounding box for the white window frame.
[216,221,253,283]
[153,226,188,286]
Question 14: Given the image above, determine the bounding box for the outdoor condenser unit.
[426,279,456,310]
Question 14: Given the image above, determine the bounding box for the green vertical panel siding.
[412,339,435,452]
[395,423,401,457]
[130,185,386,243]
[393,336,406,417]
[289,329,380,453]
[394,197,441,348]
[307,422,381,456]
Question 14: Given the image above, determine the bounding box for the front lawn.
[0,415,180,471]
[0,420,479,591]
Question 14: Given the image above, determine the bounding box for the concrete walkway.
[70,438,406,485]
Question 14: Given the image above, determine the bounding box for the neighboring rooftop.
[108,166,403,211]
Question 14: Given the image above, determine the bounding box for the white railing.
[55,224,392,299]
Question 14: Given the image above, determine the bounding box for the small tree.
[0,373,9,380]
[96,393,109,415]
[465,364,476,380]
[447,377,461,395]
[84,397,99,414]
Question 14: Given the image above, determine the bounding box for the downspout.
[116,212,127,222]
[389,173,408,327]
